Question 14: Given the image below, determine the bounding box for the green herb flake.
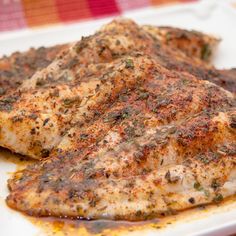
[63,99,73,106]
[63,96,81,107]
[203,189,210,197]
[76,36,88,54]
[125,59,134,69]
[0,88,6,96]
[80,133,89,140]
[36,78,45,87]
[0,95,18,112]
[137,92,149,100]
[104,108,131,123]
[198,154,210,164]
[152,108,158,113]
[166,32,172,42]
[115,39,121,46]
[201,43,211,61]
[211,179,220,190]
[194,182,203,191]
[213,193,223,203]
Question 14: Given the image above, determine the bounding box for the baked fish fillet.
[0,19,234,95]
[0,19,235,159]
[0,54,156,158]
[7,53,235,220]
[20,19,236,93]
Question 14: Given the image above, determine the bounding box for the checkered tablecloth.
[0,0,196,32]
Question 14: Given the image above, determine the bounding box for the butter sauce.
[28,196,236,236]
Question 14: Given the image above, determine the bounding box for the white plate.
[0,1,236,235]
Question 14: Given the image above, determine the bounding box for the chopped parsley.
[125,59,134,69]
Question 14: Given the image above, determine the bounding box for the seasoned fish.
[0,20,234,95]
[0,19,235,157]
[7,55,235,220]
[2,18,236,220]
[0,55,154,158]
[0,45,67,96]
